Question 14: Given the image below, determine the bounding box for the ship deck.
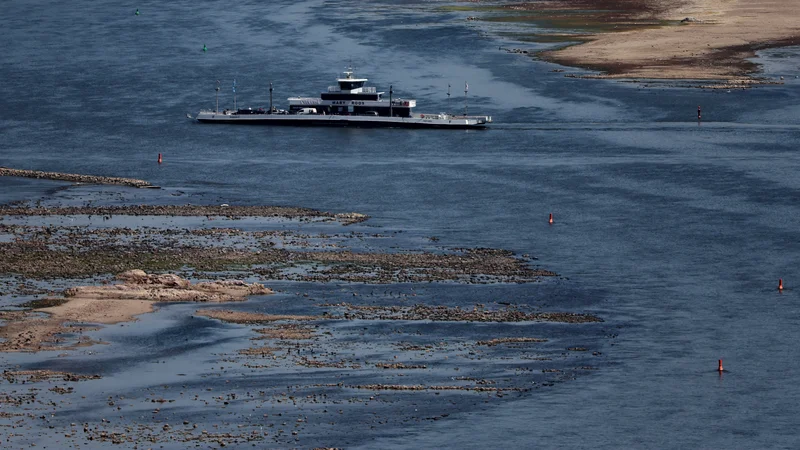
[195,112,491,129]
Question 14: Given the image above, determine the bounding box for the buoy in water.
[135,8,139,15]
[203,44,207,52]
[718,359,723,372]
[158,153,162,164]
[779,278,784,291]
[548,213,553,225]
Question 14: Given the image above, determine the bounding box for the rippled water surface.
[3,0,800,448]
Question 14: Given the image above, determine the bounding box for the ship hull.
[195,113,490,129]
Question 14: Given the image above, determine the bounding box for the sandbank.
[0,271,272,352]
[538,0,800,80]
[38,298,154,324]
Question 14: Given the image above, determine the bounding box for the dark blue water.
[3,0,800,448]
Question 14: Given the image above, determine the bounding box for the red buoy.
[697,105,701,120]
[548,213,553,225]
[779,278,784,291]
[718,359,723,372]
[158,153,162,164]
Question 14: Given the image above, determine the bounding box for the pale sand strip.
[0,271,272,352]
[541,0,800,80]
[38,299,155,325]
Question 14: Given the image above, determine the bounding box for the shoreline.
[507,0,800,81]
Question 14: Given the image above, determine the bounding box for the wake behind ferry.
[194,68,492,129]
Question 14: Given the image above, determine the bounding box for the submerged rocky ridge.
[0,203,369,225]
[0,219,550,282]
[0,167,155,188]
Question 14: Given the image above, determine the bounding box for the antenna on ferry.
[447,83,451,114]
[389,85,393,118]
[233,79,237,111]
[215,80,220,113]
[464,81,468,116]
[269,82,273,113]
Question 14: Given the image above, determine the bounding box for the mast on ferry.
[464,81,468,116]
[447,83,451,114]
[215,80,220,113]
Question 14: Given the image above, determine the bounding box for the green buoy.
[203,44,207,52]
[135,8,139,15]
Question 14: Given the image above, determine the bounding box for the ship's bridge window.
[339,81,365,90]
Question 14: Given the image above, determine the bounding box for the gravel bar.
[0,167,155,188]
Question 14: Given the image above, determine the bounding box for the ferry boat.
[194,68,492,129]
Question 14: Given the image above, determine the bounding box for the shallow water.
[3,0,800,448]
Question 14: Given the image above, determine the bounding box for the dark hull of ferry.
[196,117,487,129]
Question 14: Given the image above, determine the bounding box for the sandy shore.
[539,0,800,80]
[0,271,272,352]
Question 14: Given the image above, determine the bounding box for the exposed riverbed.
[2,0,800,448]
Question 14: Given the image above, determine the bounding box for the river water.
[3,0,800,448]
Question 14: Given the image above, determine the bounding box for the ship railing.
[439,113,492,119]
[198,109,234,115]
[460,115,493,123]
[288,97,323,105]
[459,115,493,122]
[416,113,493,122]
[327,86,377,93]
